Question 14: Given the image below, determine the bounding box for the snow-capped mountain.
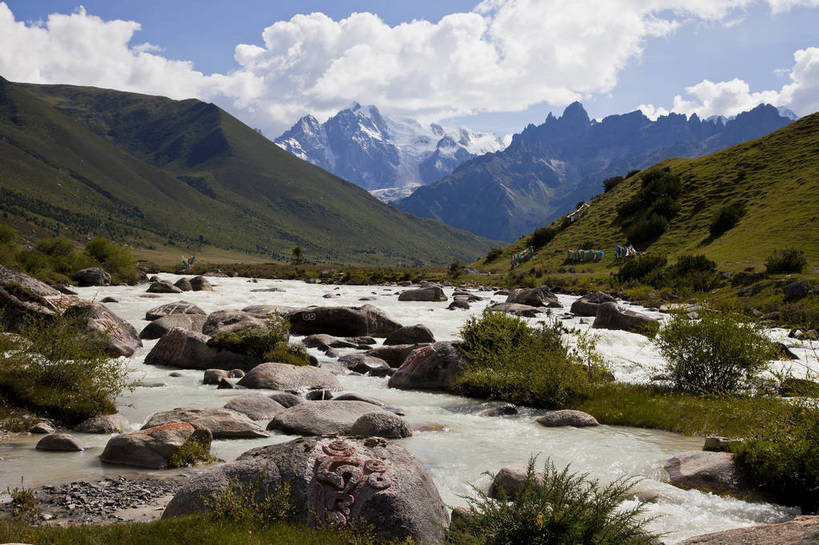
[275,103,505,199]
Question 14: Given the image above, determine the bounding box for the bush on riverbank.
[447,458,655,545]
[655,308,775,394]
[208,315,309,365]
[454,310,605,409]
[0,314,130,425]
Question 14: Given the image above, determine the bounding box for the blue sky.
[1,1,817,136]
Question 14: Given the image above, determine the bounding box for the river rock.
[388,342,466,392]
[489,463,543,500]
[173,277,192,291]
[663,451,749,496]
[202,310,266,336]
[148,280,182,294]
[305,389,335,400]
[480,403,518,417]
[163,436,449,544]
[224,394,286,420]
[73,267,111,287]
[242,304,299,319]
[448,299,470,310]
[486,302,543,317]
[334,393,385,407]
[285,305,402,337]
[62,302,142,357]
[30,422,54,434]
[217,378,236,389]
[142,407,268,439]
[678,515,819,544]
[237,362,340,391]
[190,276,213,291]
[506,286,562,308]
[268,400,391,436]
[144,327,261,371]
[145,301,205,321]
[269,392,303,408]
[782,280,811,302]
[384,324,436,345]
[592,302,659,335]
[366,344,424,368]
[350,412,411,439]
[339,354,394,377]
[74,414,122,434]
[536,410,599,427]
[398,286,447,302]
[100,422,212,469]
[35,433,83,452]
[139,313,206,340]
[303,334,357,351]
[570,291,616,316]
[101,296,118,303]
[204,369,228,384]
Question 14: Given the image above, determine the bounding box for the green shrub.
[167,438,214,469]
[7,477,40,524]
[732,401,819,512]
[765,247,807,274]
[625,169,641,178]
[0,224,17,245]
[617,254,667,283]
[602,175,624,192]
[447,458,655,545]
[205,475,292,525]
[655,308,775,394]
[208,315,290,358]
[625,213,668,248]
[454,310,600,409]
[0,314,130,424]
[266,342,311,366]
[709,202,746,237]
[483,248,503,264]
[665,254,720,291]
[85,236,140,283]
[529,226,558,251]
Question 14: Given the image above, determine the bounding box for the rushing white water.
[1,274,814,543]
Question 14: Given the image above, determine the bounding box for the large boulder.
[35,433,83,452]
[366,344,425,368]
[242,304,299,319]
[74,414,123,434]
[144,327,261,371]
[350,412,411,439]
[201,310,266,336]
[678,516,819,545]
[488,463,542,500]
[268,401,393,436]
[398,286,447,302]
[147,280,183,294]
[486,303,543,317]
[73,267,110,287]
[663,451,749,496]
[384,324,435,346]
[285,305,402,337]
[162,436,449,544]
[142,407,268,439]
[783,280,811,303]
[190,276,213,291]
[100,422,212,469]
[173,278,193,291]
[570,291,616,316]
[592,302,659,335]
[62,302,142,357]
[224,394,285,421]
[145,301,205,321]
[303,334,357,351]
[338,354,394,377]
[388,342,466,391]
[506,286,562,308]
[139,313,206,340]
[536,410,599,427]
[237,362,341,391]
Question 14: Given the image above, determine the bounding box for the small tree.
[765,247,807,274]
[291,246,303,265]
[449,260,463,279]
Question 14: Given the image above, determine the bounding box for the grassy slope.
[0,78,495,265]
[477,113,819,274]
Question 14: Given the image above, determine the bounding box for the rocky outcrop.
[592,302,659,334]
[36,433,84,452]
[338,354,394,377]
[142,408,268,439]
[144,327,261,371]
[679,516,819,544]
[536,410,599,427]
[268,401,392,436]
[782,280,811,302]
[570,291,616,316]
[74,414,123,434]
[223,394,285,421]
[663,451,749,496]
[366,344,424,368]
[350,412,411,439]
[139,314,206,340]
[286,305,402,337]
[73,267,111,287]
[506,286,562,308]
[163,436,449,544]
[100,422,212,469]
[398,287,447,302]
[145,301,205,321]
[147,280,183,294]
[388,342,466,391]
[237,362,341,391]
[384,324,435,345]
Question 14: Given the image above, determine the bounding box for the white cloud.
[638,47,819,118]
[0,1,815,135]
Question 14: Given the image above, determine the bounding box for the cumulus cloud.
[0,1,815,134]
[639,47,819,119]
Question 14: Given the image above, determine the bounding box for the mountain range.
[274,103,505,199]
[395,102,795,241]
[0,78,495,265]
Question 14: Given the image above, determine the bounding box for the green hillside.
[0,78,495,265]
[478,112,819,274]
